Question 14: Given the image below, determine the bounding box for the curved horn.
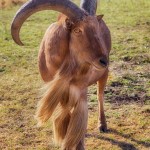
[80,0,97,15]
[11,0,86,45]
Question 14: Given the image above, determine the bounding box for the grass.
[0,0,26,8]
[0,0,150,149]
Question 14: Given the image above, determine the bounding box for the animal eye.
[73,28,82,34]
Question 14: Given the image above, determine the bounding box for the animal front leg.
[97,70,108,132]
[62,87,88,150]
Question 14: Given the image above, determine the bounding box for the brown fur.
[35,73,70,125]
[53,109,71,145]
[62,88,88,150]
[35,14,111,150]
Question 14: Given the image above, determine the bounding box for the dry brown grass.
[0,0,26,8]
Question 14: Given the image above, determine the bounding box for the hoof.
[99,125,107,132]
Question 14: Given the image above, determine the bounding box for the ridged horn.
[11,0,86,45]
[80,0,97,15]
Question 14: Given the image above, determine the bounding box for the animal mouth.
[92,63,102,70]
[92,63,108,71]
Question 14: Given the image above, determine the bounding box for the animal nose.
[99,57,108,67]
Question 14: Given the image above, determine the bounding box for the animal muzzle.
[92,56,108,70]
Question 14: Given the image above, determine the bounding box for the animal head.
[11,0,108,70]
[65,15,108,70]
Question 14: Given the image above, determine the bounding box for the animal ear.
[65,18,74,30]
[97,15,104,21]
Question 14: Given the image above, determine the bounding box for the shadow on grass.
[86,128,150,150]
[109,128,150,148]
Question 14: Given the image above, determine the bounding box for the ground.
[0,0,150,149]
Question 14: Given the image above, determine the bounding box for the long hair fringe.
[35,73,88,149]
